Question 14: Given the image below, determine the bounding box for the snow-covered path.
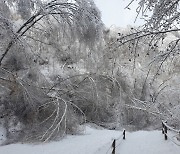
[0,125,180,154]
[116,131,180,154]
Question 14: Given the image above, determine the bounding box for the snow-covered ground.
[0,124,180,154]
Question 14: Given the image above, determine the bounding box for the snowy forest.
[0,0,180,147]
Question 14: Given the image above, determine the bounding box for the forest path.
[116,130,180,154]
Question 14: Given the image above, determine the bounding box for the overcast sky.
[94,0,144,27]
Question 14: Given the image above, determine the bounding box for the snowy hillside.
[0,124,179,154]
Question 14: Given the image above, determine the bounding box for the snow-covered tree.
[114,0,180,129]
[0,0,105,143]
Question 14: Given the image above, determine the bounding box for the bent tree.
[0,0,104,142]
[0,0,103,65]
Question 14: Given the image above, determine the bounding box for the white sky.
[94,0,144,27]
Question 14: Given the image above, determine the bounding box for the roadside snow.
[0,125,179,154]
